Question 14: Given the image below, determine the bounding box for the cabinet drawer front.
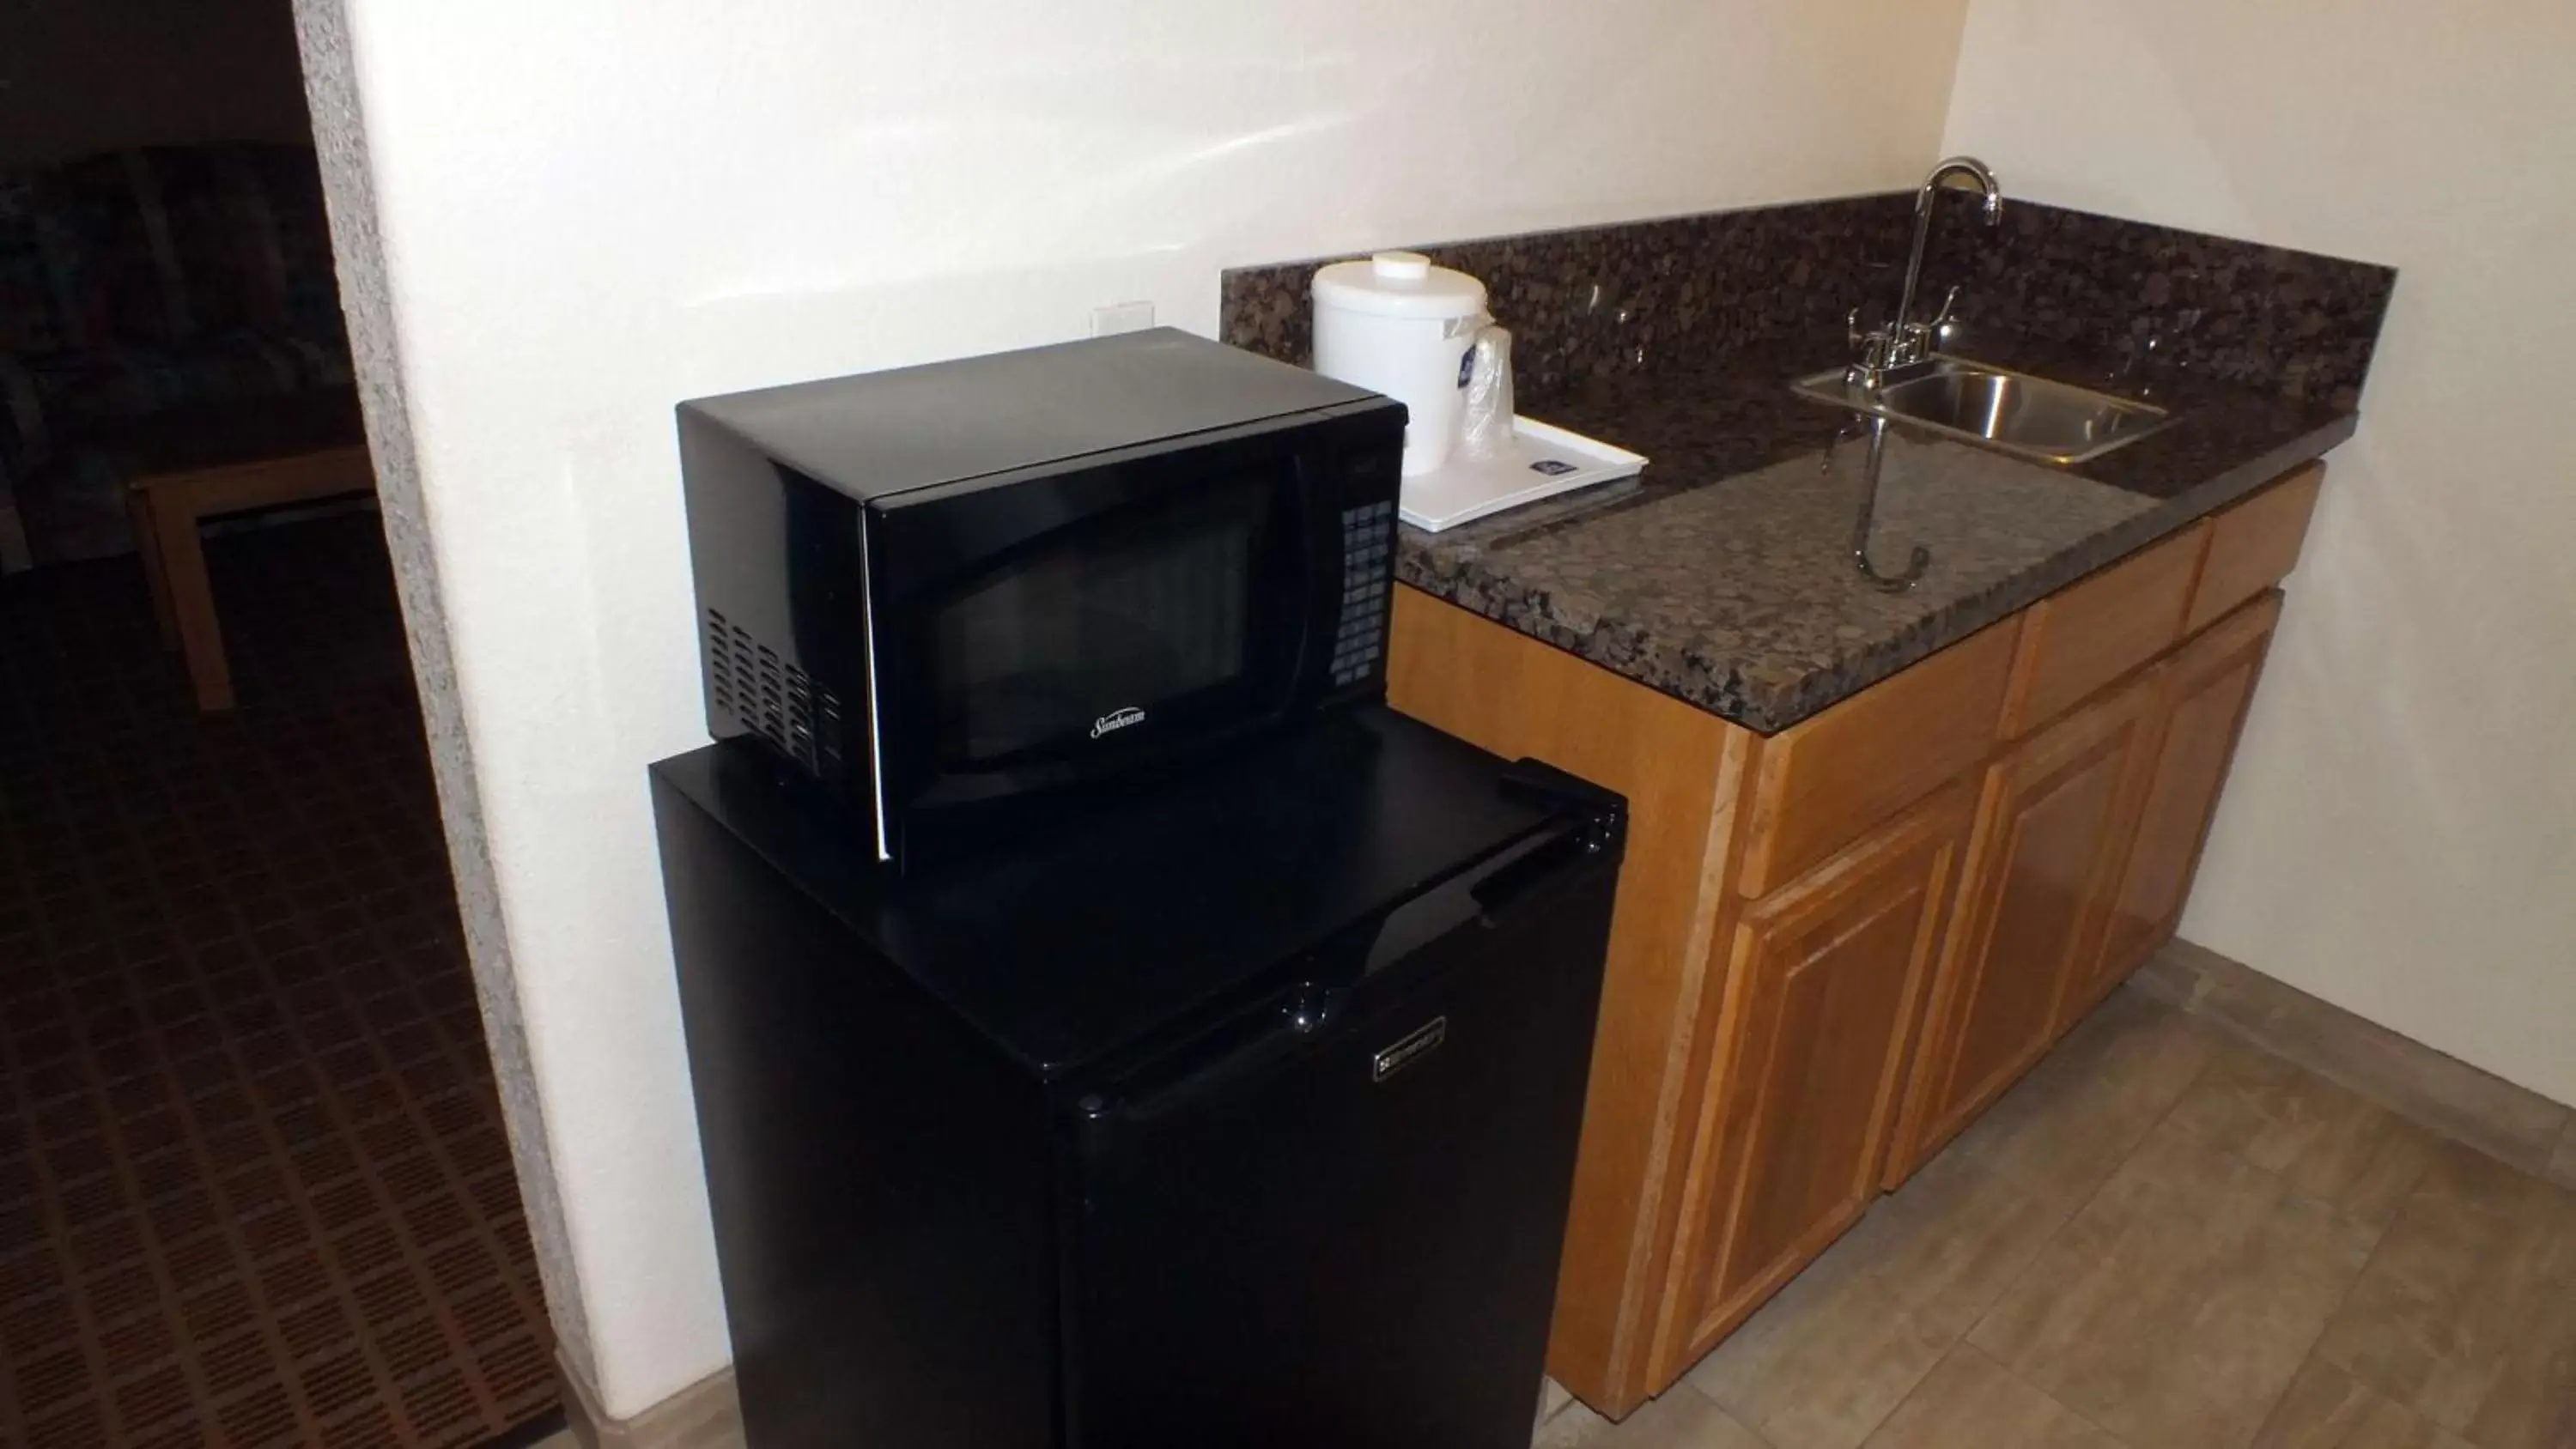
[2186,464,2324,635]
[1737,621,2018,898]
[2002,523,2208,737]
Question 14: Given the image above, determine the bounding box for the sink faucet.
[1848,156,2003,387]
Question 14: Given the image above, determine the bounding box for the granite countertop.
[1397,345,2356,734]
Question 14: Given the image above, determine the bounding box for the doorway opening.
[1,2,561,1445]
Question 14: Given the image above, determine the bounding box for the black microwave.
[677,329,1406,870]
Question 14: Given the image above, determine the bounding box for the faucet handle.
[1894,285,1964,360]
[1845,303,1898,384]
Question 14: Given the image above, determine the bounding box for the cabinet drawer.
[2186,464,2324,634]
[1737,621,2018,899]
[2001,523,2207,737]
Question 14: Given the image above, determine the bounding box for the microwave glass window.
[930,481,1268,766]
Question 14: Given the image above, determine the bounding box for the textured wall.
[287,0,597,1391]
[1946,0,2576,1106]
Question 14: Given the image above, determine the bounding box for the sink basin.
[1793,356,2172,464]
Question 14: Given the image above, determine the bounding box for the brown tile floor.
[1541,981,2576,1449]
[0,514,558,1446]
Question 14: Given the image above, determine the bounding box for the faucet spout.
[1888,156,2002,372]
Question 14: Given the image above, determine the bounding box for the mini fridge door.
[1060,818,1618,1449]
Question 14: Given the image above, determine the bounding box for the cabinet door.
[1885,677,2155,1185]
[1649,787,1972,1382]
[2067,592,2282,1024]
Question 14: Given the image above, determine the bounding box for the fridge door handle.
[1497,756,1625,821]
[1468,825,1601,930]
[1077,1001,1315,1126]
[1084,804,1619,1129]
[1283,980,1349,1035]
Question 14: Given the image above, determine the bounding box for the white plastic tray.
[1398,416,1646,533]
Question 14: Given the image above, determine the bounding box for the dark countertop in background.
[1397,348,2355,734]
[1221,189,2391,734]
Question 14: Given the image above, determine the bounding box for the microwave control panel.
[1329,500,1396,688]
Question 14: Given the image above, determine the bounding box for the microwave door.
[863,423,1329,859]
[857,505,893,862]
[857,479,1282,866]
[928,479,1274,763]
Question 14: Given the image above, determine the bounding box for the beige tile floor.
[1541,983,2576,1449]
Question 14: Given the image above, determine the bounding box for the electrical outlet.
[1091,301,1155,337]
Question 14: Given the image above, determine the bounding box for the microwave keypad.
[1331,501,1394,687]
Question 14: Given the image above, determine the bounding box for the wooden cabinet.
[1885,677,2156,1184]
[1735,623,2017,896]
[1999,521,2205,737]
[1387,586,1749,1410]
[2067,592,2283,1024]
[1648,788,1972,1384]
[2187,465,2322,634]
[1382,461,2325,1417]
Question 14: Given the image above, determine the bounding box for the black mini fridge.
[651,706,1624,1448]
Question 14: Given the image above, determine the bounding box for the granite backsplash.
[1917,191,2397,409]
[1221,195,1911,405]
[1219,193,2395,410]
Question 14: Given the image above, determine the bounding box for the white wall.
[0,0,312,166]
[1945,0,2576,1105]
[311,0,1969,1417]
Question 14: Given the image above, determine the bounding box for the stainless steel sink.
[1793,356,2172,464]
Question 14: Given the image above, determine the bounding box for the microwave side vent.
[704,607,843,779]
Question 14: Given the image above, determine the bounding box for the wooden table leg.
[128,487,179,646]
[147,482,236,711]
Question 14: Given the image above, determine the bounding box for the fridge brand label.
[1091,706,1146,739]
[1373,1016,1448,1082]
